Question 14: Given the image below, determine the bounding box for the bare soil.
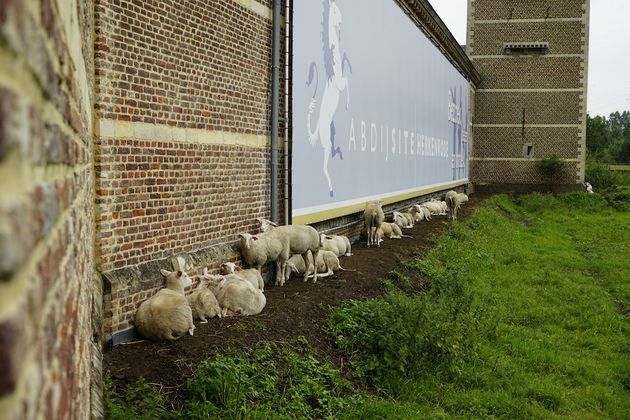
[104,194,489,402]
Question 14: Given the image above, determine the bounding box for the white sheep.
[284,250,351,282]
[585,182,594,193]
[364,200,385,247]
[446,191,468,221]
[246,221,322,285]
[320,233,353,257]
[187,276,223,322]
[134,269,195,341]
[238,230,289,286]
[202,268,266,316]
[378,222,412,239]
[421,201,443,215]
[220,262,265,291]
[393,210,414,229]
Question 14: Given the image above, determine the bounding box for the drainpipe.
[271,0,281,223]
[283,0,291,225]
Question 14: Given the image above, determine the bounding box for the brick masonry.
[0,0,99,418]
[468,0,589,184]
[94,0,290,341]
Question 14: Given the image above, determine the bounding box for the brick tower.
[467,0,590,186]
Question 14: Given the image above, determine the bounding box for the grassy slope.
[344,194,630,418]
[106,194,630,419]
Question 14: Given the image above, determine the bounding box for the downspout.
[283,0,291,225]
[271,0,281,223]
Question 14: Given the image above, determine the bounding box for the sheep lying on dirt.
[134,269,195,341]
[378,221,412,240]
[202,268,266,316]
[221,262,265,291]
[187,275,223,322]
[364,200,385,247]
[422,201,444,215]
[393,210,414,229]
[284,250,351,282]
[321,233,353,257]
[258,219,322,286]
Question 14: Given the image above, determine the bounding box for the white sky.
[429,0,630,118]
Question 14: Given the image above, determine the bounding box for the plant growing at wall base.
[537,154,566,184]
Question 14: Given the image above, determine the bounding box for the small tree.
[537,154,566,184]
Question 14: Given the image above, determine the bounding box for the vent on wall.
[504,42,549,55]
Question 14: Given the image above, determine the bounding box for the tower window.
[504,42,549,55]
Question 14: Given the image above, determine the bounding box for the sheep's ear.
[176,270,182,277]
[160,269,171,277]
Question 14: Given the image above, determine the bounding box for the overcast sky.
[429,0,630,118]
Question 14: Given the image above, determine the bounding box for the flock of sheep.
[133,190,469,341]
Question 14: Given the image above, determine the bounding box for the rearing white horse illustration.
[306,0,352,198]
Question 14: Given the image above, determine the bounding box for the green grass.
[330,192,630,418]
[106,193,630,419]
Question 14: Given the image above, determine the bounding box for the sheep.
[134,269,195,341]
[202,268,266,316]
[378,222,412,239]
[220,262,265,291]
[187,276,222,322]
[238,230,289,286]
[284,250,352,282]
[584,182,594,193]
[446,191,468,221]
[320,233,353,257]
[421,201,443,215]
[249,220,322,285]
[393,210,413,229]
[363,200,384,247]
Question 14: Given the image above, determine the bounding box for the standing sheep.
[238,230,290,287]
[363,200,385,247]
[446,190,468,221]
[134,269,195,341]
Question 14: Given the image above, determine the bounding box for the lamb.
[134,269,195,341]
[284,250,351,282]
[186,276,222,322]
[202,268,266,316]
[378,222,412,239]
[244,221,322,285]
[320,233,353,257]
[220,262,265,291]
[363,200,385,247]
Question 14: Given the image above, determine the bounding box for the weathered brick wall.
[94,0,289,341]
[0,0,99,418]
[468,0,589,185]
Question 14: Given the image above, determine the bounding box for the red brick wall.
[0,0,99,418]
[94,0,288,339]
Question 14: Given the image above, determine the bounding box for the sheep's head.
[202,273,227,292]
[160,269,192,289]
[238,233,259,249]
[221,262,242,274]
[257,218,278,232]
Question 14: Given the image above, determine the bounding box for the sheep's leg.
[311,249,319,282]
[199,316,208,324]
[301,252,311,283]
[276,260,285,286]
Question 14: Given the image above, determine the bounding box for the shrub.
[605,185,630,211]
[537,155,566,182]
[104,377,171,420]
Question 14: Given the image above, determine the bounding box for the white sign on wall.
[292,0,470,223]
